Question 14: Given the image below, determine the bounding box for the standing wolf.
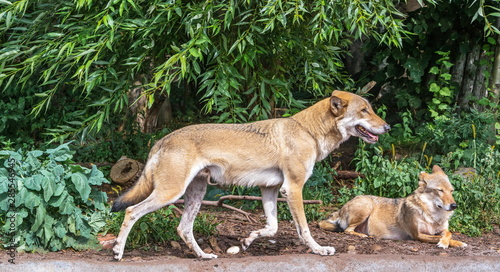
[111,90,390,260]
[318,165,467,248]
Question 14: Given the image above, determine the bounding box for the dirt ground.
[6,207,500,264]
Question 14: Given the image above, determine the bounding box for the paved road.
[1,254,499,272]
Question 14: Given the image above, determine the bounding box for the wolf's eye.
[361,108,369,113]
[436,189,443,193]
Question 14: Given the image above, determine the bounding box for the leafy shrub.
[349,142,424,200]
[0,143,109,251]
[445,146,500,236]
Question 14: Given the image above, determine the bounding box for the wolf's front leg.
[242,186,280,250]
[281,183,335,256]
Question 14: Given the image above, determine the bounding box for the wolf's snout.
[450,203,458,210]
[383,124,391,132]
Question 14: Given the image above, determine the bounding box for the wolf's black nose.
[450,203,458,210]
[384,124,391,132]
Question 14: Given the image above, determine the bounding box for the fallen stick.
[216,195,322,207]
[173,196,322,223]
[173,199,258,223]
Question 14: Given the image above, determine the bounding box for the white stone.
[226,246,240,254]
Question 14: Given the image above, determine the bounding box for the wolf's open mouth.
[355,125,379,143]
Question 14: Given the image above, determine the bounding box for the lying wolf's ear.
[330,95,348,117]
[418,172,428,190]
[432,165,445,175]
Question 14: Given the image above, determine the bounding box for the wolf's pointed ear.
[418,172,428,189]
[330,95,348,117]
[432,165,445,174]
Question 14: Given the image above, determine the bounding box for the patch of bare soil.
[7,208,500,263]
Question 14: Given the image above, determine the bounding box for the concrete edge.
[1,254,499,272]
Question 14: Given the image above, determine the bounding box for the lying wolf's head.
[417,165,457,212]
[330,90,390,144]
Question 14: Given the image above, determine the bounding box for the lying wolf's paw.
[437,241,449,249]
[454,241,468,247]
[312,246,336,256]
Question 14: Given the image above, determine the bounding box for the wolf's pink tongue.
[367,131,378,142]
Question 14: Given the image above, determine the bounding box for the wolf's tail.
[318,211,344,232]
[111,172,153,212]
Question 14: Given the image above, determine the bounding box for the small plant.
[105,206,218,249]
[427,51,456,120]
[351,142,424,200]
[0,143,109,251]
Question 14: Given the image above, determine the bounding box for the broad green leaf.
[41,175,56,202]
[429,83,440,93]
[71,172,91,200]
[31,205,46,232]
[49,190,68,207]
[439,87,451,96]
[54,221,67,238]
[60,195,75,214]
[24,175,42,191]
[88,165,108,185]
[429,66,439,74]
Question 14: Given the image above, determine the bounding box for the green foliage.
[366,1,498,129]
[0,143,109,251]
[0,0,409,142]
[416,109,497,159]
[73,123,166,163]
[105,206,218,249]
[446,146,500,236]
[427,51,455,119]
[349,143,424,200]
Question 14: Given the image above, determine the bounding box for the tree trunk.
[473,49,490,111]
[458,44,480,109]
[491,18,500,106]
[125,80,173,133]
[451,51,467,95]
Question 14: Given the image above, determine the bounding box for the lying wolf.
[318,165,467,248]
[111,90,390,260]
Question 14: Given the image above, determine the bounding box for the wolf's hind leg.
[318,211,341,231]
[241,185,280,250]
[113,191,179,260]
[177,173,216,259]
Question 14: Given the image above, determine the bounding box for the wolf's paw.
[200,253,218,259]
[454,241,467,248]
[113,248,123,261]
[312,246,336,256]
[437,241,449,249]
[241,237,254,251]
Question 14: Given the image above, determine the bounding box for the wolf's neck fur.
[291,98,345,160]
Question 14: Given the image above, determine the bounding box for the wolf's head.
[330,91,391,144]
[416,165,457,212]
